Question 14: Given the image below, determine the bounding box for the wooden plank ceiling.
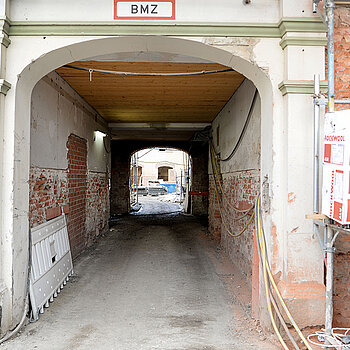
[56,61,245,124]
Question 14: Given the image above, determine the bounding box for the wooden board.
[56,61,245,123]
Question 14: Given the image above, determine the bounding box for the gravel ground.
[1,202,278,350]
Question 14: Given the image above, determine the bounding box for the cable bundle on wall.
[210,138,314,349]
[209,141,254,238]
[255,194,314,350]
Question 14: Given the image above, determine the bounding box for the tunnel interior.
[129,147,191,214]
[28,50,261,324]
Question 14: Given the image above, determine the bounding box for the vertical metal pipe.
[180,168,183,201]
[326,0,335,112]
[136,153,139,204]
[325,225,334,337]
[314,74,320,213]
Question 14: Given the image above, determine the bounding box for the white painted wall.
[10,0,282,23]
[31,72,109,172]
[211,79,260,174]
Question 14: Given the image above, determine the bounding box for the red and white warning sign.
[322,110,350,224]
[114,0,175,20]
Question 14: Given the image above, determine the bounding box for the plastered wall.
[29,71,110,258]
[10,0,281,23]
[209,79,261,284]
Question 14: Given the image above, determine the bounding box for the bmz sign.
[114,0,175,20]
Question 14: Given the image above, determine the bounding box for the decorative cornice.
[277,17,326,37]
[7,17,326,38]
[8,21,281,37]
[0,34,11,47]
[278,80,328,95]
[0,17,10,36]
[0,79,11,95]
[279,36,327,49]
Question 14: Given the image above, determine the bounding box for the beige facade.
[136,148,188,186]
[0,0,330,336]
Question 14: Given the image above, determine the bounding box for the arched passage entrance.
[2,35,298,333]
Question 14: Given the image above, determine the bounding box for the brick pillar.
[110,148,130,215]
[190,143,209,216]
[67,134,87,258]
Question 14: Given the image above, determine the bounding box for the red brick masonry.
[209,169,260,285]
[29,134,109,259]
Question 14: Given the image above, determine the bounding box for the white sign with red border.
[322,110,350,224]
[114,0,175,20]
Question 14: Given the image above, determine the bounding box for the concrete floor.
[1,199,278,350]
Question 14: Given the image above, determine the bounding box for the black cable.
[103,134,111,154]
[63,65,234,77]
[220,88,258,162]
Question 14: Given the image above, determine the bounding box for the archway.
[3,35,273,327]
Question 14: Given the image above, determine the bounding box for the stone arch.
[4,35,273,325]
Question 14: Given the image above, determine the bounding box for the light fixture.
[94,130,107,141]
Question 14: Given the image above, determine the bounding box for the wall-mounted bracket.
[0,79,11,95]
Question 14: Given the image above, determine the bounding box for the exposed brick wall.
[111,154,130,215]
[190,144,209,216]
[29,168,68,228]
[332,7,350,326]
[86,172,109,246]
[67,134,88,258]
[333,233,350,327]
[334,8,350,111]
[209,170,260,284]
[29,164,109,260]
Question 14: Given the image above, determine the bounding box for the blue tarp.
[162,183,176,193]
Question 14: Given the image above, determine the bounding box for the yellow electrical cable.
[217,195,255,238]
[211,155,255,238]
[210,145,253,214]
[256,195,313,350]
[257,196,290,350]
[210,144,311,349]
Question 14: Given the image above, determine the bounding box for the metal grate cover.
[29,214,73,321]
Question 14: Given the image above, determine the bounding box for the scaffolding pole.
[314,74,320,214]
[312,0,350,342]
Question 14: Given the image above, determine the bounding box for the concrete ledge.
[8,17,326,38]
[278,80,328,95]
[280,37,328,49]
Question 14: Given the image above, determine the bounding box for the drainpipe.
[325,0,336,341]
[313,0,336,340]
[326,0,335,112]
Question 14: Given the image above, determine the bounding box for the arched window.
[158,166,173,182]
